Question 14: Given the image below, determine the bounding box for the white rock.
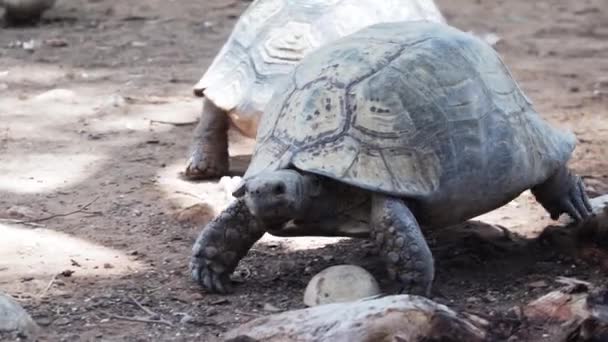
[32,88,76,103]
[303,264,380,307]
[0,292,39,337]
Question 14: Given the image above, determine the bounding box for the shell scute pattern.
[248,22,575,200]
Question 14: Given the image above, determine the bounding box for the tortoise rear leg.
[190,199,265,293]
[185,98,229,179]
[532,166,593,222]
[371,195,434,296]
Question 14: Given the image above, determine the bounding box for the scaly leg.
[190,199,265,293]
[185,98,229,179]
[370,195,434,296]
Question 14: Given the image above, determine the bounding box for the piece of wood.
[224,295,487,342]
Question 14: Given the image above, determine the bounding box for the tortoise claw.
[190,258,232,294]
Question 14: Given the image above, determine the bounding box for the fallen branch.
[225,295,488,342]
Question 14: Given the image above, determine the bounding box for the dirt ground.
[0,0,607,341]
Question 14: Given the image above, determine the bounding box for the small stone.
[44,38,68,47]
[179,313,194,324]
[263,303,281,313]
[321,255,333,262]
[466,296,480,303]
[36,316,52,327]
[22,40,37,51]
[482,294,498,303]
[528,280,549,288]
[303,264,380,307]
[61,270,74,277]
[6,205,35,219]
[54,317,71,326]
[103,263,113,269]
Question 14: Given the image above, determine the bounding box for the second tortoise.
[185,0,446,179]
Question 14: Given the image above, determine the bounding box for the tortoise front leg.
[185,98,230,179]
[531,166,593,222]
[190,199,265,293]
[370,195,434,297]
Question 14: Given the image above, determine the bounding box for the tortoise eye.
[273,183,286,195]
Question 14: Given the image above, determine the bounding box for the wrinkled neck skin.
[240,169,371,236]
[292,173,332,221]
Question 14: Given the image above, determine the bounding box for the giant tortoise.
[190,21,593,295]
[185,0,445,179]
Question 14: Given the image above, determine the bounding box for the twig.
[174,190,208,202]
[108,314,173,326]
[128,295,158,318]
[234,309,261,318]
[21,197,99,223]
[149,119,198,126]
[38,274,58,298]
[0,218,44,227]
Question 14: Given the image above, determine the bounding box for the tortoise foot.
[371,195,434,297]
[533,167,593,223]
[190,199,264,293]
[190,255,232,294]
[185,150,229,180]
[184,98,229,180]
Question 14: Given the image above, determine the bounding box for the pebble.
[303,264,380,307]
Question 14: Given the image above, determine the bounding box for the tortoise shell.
[193,0,446,137]
[245,21,575,205]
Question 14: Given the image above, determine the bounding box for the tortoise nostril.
[273,182,286,195]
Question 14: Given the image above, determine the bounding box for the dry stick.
[11,197,100,224]
[108,314,173,327]
[149,119,198,126]
[128,295,159,318]
[234,309,261,318]
[0,218,44,227]
[123,295,173,326]
[174,190,208,202]
[38,273,58,299]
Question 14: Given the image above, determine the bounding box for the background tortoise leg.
[370,195,434,297]
[531,166,593,222]
[185,98,229,179]
[190,199,265,293]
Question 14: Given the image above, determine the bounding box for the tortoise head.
[233,170,322,226]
